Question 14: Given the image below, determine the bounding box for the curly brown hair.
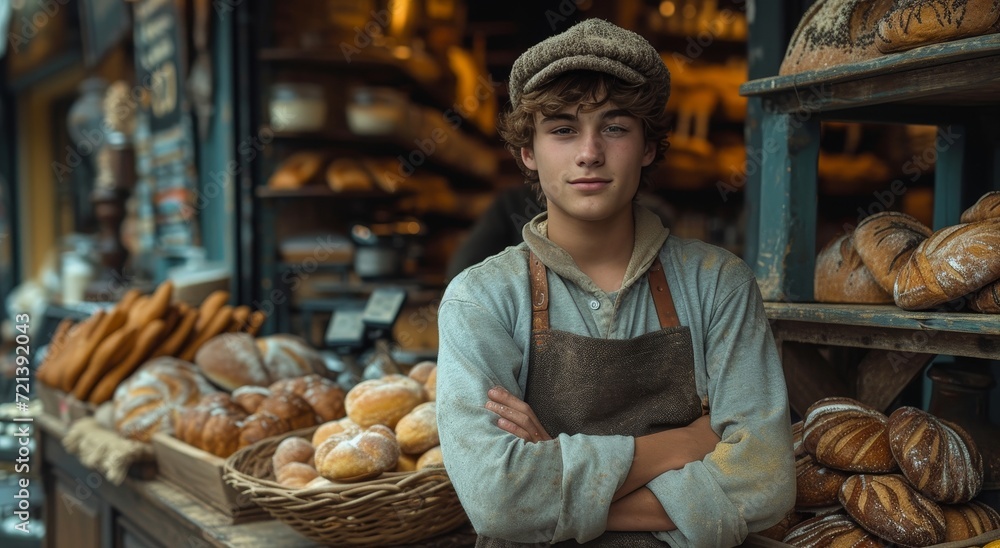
[497,70,671,205]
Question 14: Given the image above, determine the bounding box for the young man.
[436,18,795,547]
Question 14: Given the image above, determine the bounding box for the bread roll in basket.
[224,425,467,545]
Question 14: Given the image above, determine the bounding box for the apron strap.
[647,257,680,328]
[528,252,680,330]
[529,251,550,330]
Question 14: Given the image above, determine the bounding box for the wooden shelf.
[255,186,408,199]
[764,303,1000,336]
[739,34,1000,122]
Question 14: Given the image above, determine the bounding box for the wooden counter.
[36,413,475,547]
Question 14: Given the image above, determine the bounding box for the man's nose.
[576,132,604,167]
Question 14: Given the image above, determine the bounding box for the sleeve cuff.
[647,461,747,548]
[552,434,634,542]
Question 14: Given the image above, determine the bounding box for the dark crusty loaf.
[782,511,889,547]
[853,211,932,294]
[814,233,893,304]
[780,0,891,75]
[893,218,1000,310]
[803,397,898,473]
[888,406,984,504]
[756,509,808,542]
[876,0,1000,54]
[971,278,1000,313]
[961,191,1000,223]
[839,473,946,547]
[941,500,1000,542]
[796,452,851,508]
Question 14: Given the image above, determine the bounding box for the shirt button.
[589,300,600,310]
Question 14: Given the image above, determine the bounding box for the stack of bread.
[118,328,337,447]
[758,397,1000,546]
[35,283,265,405]
[269,361,440,489]
[815,192,1000,312]
[172,373,347,458]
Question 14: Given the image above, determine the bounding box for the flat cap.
[508,18,670,108]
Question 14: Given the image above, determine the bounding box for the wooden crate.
[36,383,96,424]
[151,432,270,524]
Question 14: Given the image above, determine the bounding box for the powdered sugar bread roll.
[961,191,1000,223]
[312,417,361,447]
[839,474,946,547]
[814,232,892,304]
[314,424,400,482]
[803,397,897,473]
[395,402,438,455]
[345,374,426,428]
[887,406,983,504]
[941,500,1000,542]
[853,211,932,294]
[781,512,887,547]
[894,219,1000,310]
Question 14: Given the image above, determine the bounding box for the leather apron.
[477,252,703,547]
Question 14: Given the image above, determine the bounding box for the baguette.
[148,308,198,359]
[245,310,267,336]
[37,319,76,386]
[230,305,251,332]
[72,326,138,401]
[88,319,167,404]
[58,309,122,392]
[196,290,230,331]
[179,305,234,362]
[894,219,1000,310]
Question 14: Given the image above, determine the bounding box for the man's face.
[521,102,654,226]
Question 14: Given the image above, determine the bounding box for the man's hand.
[485,386,552,443]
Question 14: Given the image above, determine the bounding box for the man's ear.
[641,141,656,167]
[521,147,537,171]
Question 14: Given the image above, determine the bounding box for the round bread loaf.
[795,453,850,509]
[231,385,271,414]
[876,0,1000,54]
[113,357,218,442]
[961,191,1000,223]
[257,392,317,431]
[803,397,897,473]
[791,421,806,459]
[814,233,893,304]
[312,417,361,447]
[272,436,315,472]
[853,211,932,294]
[256,335,326,382]
[970,278,1000,313]
[888,406,983,504]
[269,374,346,422]
[314,424,400,482]
[275,462,319,489]
[238,411,289,449]
[407,361,437,384]
[894,219,1000,310]
[781,512,887,548]
[195,333,269,390]
[304,476,336,490]
[778,0,885,75]
[174,392,247,457]
[417,446,444,469]
[395,401,439,455]
[839,474,946,547]
[345,374,426,428]
[396,453,418,472]
[941,500,1000,542]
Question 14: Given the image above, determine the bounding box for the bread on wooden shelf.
[961,190,1000,223]
[839,473,946,547]
[255,334,327,384]
[112,357,217,442]
[814,232,893,304]
[876,0,1000,54]
[268,151,325,189]
[803,397,897,473]
[326,157,374,192]
[888,406,984,504]
[970,278,1000,313]
[893,218,1000,310]
[195,333,269,390]
[779,0,885,75]
[781,512,885,547]
[853,211,932,294]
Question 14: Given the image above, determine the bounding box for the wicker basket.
[223,427,469,545]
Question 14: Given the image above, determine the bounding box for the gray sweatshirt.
[436,205,795,546]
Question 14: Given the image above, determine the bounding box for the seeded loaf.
[876,0,1000,54]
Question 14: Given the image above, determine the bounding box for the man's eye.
[552,127,574,135]
[606,125,626,133]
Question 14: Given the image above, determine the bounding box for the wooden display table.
[36,414,475,547]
